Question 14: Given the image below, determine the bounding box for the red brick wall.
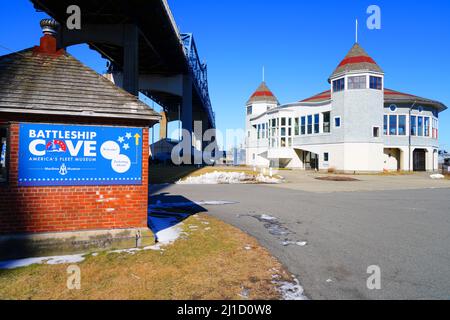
[0,122,149,234]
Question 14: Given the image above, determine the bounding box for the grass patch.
[316,176,360,182]
[0,214,291,300]
[186,166,259,178]
[149,165,261,184]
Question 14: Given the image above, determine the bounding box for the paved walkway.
[272,170,450,193]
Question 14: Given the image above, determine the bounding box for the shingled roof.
[384,88,447,112]
[299,88,447,111]
[0,48,160,123]
[247,82,279,105]
[329,43,383,81]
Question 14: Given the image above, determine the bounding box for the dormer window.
[332,78,345,92]
[348,76,366,89]
[369,76,383,90]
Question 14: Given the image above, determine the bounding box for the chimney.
[33,19,64,56]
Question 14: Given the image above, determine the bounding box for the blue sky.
[1,0,449,150]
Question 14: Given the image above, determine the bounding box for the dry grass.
[187,166,259,178]
[149,165,260,184]
[316,176,359,182]
[0,214,292,300]
[377,170,415,176]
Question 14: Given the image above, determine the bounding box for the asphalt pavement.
[150,183,450,300]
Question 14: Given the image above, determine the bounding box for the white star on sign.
[118,136,125,143]
[125,133,132,139]
[123,143,130,150]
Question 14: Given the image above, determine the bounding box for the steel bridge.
[30,0,215,143]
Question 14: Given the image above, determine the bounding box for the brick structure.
[0,20,160,258]
[0,122,149,234]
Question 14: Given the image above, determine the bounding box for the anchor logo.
[59,163,68,176]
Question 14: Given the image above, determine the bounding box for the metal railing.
[181,33,215,128]
[161,1,215,127]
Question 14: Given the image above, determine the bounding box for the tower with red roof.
[245,82,279,166]
[328,42,385,171]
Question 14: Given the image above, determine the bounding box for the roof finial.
[355,19,358,43]
[262,66,265,82]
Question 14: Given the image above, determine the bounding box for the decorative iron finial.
[40,19,60,36]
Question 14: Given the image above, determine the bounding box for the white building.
[245,43,447,173]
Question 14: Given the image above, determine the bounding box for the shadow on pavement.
[148,192,207,241]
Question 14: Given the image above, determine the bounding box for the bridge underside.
[31,0,215,135]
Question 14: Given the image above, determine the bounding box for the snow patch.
[282,241,308,247]
[0,254,85,270]
[275,278,308,300]
[155,224,183,244]
[260,214,277,221]
[255,174,282,184]
[430,174,445,179]
[176,171,282,185]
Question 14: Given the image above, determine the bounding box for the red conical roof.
[329,43,383,81]
[247,82,279,105]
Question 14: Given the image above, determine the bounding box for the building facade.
[245,43,447,173]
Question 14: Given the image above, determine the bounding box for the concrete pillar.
[160,111,168,140]
[182,76,193,141]
[123,25,139,96]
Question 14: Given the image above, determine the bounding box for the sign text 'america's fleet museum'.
[18,123,143,186]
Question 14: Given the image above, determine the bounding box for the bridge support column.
[182,76,193,143]
[123,25,139,96]
[160,111,168,140]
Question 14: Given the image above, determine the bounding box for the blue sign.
[18,123,143,186]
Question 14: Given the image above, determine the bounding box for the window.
[389,104,397,112]
[373,127,380,138]
[281,118,286,126]
[369,76,382,90]
[424,117,430,137]
[410,116,417,136]
[432,118,438,139]
[398,115,406,136]
[301,117,306,135]
[307,115,313,134]
[314,114,320,134]
[332,78,345,92]
[247,106,252,115]
[324,153,329,162]
[294,118,299,136]
[383,115,388,135]
[257,125,260,139]
[0,126,8,183]
[334,117,341,128]
[323,112,330,133]
[389,115,397,135]
[281,127,286,137]
[281,137,286,147]
[348,76,366,90]
[418,116,423,136]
